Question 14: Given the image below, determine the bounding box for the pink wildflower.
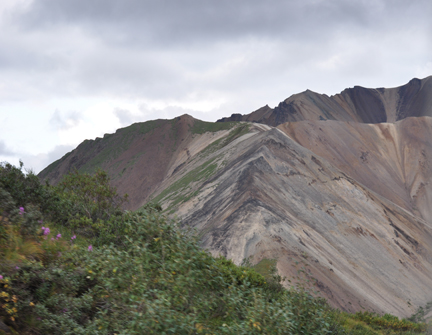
[88,245,93,251]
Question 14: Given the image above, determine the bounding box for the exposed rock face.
[278,117,432,223]
[38,77,432,317]
[167,122,432,317]
[217,76,432,125]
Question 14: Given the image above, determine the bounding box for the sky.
[0,0,431,173]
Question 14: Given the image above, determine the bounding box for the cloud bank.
[0,0,430,173]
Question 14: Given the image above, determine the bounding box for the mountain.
[38,116,243,210]
[217,76,432,125]
[38,77,432,318]
[148,119,432,317]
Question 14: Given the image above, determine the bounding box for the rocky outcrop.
[278,117,432,224]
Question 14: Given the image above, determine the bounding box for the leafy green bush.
[352,311,426,333]
[1,207,335,334]
[0,161,63,223]
[55,169,128,238]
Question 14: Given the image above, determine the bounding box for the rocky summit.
[39,76,432,318]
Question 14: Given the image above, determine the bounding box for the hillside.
[156,121,432,317]
[38,77,432,318]
[38,115,241,210]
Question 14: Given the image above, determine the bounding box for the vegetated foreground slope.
[38,77,432,319]
[218,76,432,125]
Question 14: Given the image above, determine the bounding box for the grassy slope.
[147,122,251,212]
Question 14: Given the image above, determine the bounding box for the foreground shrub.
[0,161,64,224]
[1,208,334,334]
[351,311,427,333]
[56,169,128,231]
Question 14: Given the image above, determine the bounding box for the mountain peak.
[218,76,432,126]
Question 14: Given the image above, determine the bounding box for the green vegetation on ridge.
[149,156,219,210]
[149,122,251,212]
[39,119,166,179]
[191,120,239,135]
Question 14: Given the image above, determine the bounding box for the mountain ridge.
[38,76,432,317]
[217,76,432,125]
[171,124,432,316]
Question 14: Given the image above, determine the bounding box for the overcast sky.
[0,0,431,173]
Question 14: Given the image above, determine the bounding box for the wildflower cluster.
[41,226,50,236]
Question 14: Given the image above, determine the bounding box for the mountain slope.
[38,77,432,318]
[160,124,432,317]
[39,115,243,209]
[278,116,432,223]
[217,76,432,126]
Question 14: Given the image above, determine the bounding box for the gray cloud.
[0,141,74,174]
[19,0,430,46]
[0,0,429,121]
[0,0,429,172]
[114,108,136,126]
[50,110,83,130]
[0,0,427,105]
[44,144,74,166]
[0,140,15,157]
[20,144,75,174]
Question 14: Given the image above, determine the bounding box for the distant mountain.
[38,77,432,318]
[217,76,432,125]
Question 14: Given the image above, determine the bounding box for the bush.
[0,161,63,222]
[55,169,128,239]
[1,206,336,334]
[351,311,426,333]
